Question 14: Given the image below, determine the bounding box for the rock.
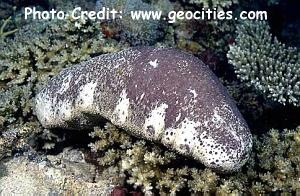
[35,47,252,172]
[0,148,120,195]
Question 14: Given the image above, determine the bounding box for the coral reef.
[227,21,300,106]
[88,122,300,195]
[101,0,166,45]
[0,0,300,195]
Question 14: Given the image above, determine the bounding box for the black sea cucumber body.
[35,47,252,172]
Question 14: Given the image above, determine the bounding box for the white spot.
[189,89,198,98]
[212,110,223,123]
[144,103,168,139]
[77,82,98,109]
[113,89,130,124]
[114,57,126,68]
[58,74,72,94]
[149,59,158,68]
[36,93,74,126]
[175,113,181,122]
[74,75,83,84]
[140,93,145,101]
[74,21,81,29]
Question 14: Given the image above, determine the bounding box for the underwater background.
[0,0,300,195]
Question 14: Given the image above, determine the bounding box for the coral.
[252,129,300,192]
[188,0,238,10]
[0,1,15,20]
[48,0,95,10]
[0,84,33,124]
[171,15,238,73]
[101,0,166,46]
[88,122,300,195]
[0,16,120,86]
[227,21,300,106]
[0,16,18,42]
[89,123,187,195]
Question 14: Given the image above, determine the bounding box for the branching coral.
[88,122,300,195]
[0,16,121,86]
[227,21,300,106]
[0,17,18,42]
[253,128,300,192]
[89,123,206,195]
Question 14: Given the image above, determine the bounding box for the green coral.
[227,21,300,106]
[252,129,300,192]
[88,122,300,195]
[0,16,18,42]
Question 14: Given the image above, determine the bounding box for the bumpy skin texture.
[35,47,252,172]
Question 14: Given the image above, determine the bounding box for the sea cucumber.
[35,47,252,172]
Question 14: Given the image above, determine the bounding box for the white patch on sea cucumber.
[114,57,126,69]
[211,104,239,141]
[197,131,238,171]
[212,110,223,124]
[57,73,72,94]
[175,113,181,122]
[140,93,145,101]
[173,119,200,151]
[162,118,200,154]
[113,89,130,124]
[189,89,198,98]
[144,103,168,139]
[149,59,158,68]
[77,82,98,109]
[57,100,73,120]
[36,94,73,126]
[35,94,56,126]
[74,75,83,84]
